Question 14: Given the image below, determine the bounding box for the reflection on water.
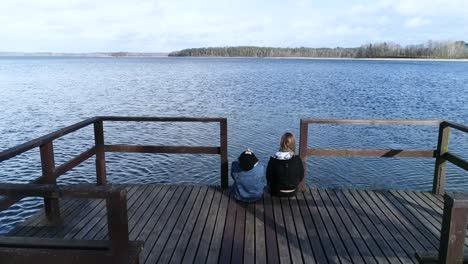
[0,57,467,233]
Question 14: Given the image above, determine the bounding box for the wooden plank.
[446,152,468,171]
[419,192,443,210]
[254,196,267,264]
[93,120,106,185]
[74,186,141,240]
[310,189,352,263]
[296,191,327,263]
[150,187,200,263]
[446,121,468,133]
[303,189,340,263]
[242,202,255,264]
[262,192,279,264]
[343,190,412,264]
[433,123,450,194]
[333,190,391,264]
[398,191,442,227]
[131,186,177,243]
[220,119,228,188]
[34,199,98,239]
[8,199,75,236]
[376,191,439,250]
[169,187,208,263]
[205,188,229,264]
[219,191,237,264]
[384,191,441,243]
[145,186,198,263]
[298,121,308,190]
[53,147,97,178]
[300,119,442,125]
[280,197,303,264]
[289,194,316,263]
[182,188,215,263]
[307,148,435,158]
[323,190,376,264]
[0,236,110,249]
[354,190,418,262]
[156,186,202,263]
[271,195,291,264]
[318,189,365,263]
[231,199,245,264]
[105,145,220,155]
[364,191,429,252]
[89,185,150,240]
[100,116,226,123]
[193,187,223,263]
[0,117,98,163]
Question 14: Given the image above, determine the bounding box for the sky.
[0,0,467,52]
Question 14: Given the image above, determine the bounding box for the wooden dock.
[6,184,457,264]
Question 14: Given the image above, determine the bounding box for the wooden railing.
[0,183,142,263]
[298,119,468,194]
[416,193,468,263]
[0,116,228,222]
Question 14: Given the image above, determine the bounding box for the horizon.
[1,0,467,53]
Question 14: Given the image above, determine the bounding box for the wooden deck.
[5,184,455,263]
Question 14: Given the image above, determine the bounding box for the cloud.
[0,0,466,52]
[404,17,431,28]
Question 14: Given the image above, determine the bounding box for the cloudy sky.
[1,0,467,52]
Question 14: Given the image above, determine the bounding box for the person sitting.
[231,149,265,202]
[266,132,304,197]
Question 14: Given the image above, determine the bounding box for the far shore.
[1,53,468,62]
[168,56,468,62]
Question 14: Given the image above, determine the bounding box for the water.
[0,57,467,233]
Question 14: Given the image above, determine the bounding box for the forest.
[168,41,468,59]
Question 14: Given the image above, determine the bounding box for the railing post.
[106,189,130,261]
[438,193,468,263]
[94,120,107,185]
[433,122,450,194]
[39,141,61,224]
[298,120,309,191]
[220,119,228,188]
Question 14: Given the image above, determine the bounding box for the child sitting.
[231,149,265,202]
[266,132,304,197]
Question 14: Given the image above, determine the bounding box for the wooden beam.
[438,193,468,263]
[0,117,98,163]
[104,145,220,154]
[445,152,468,172]
[220,120,228,189]
[40,142,60,224]
[433,123,450,195]
[300,119,442,126]
[445,121,468,134]
[54,147,97,178]
[298,121,309,191]
[99,116,225,123]
[94,121,107,186]
[307,148,435,158]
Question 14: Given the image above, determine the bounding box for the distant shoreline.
[169,56,468,62]
[1,53,468,62]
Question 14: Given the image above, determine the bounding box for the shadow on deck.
[7,184,452,264]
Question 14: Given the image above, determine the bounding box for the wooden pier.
[1,117,467,263]
[5,184,455,264]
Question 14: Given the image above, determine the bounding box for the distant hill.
[0,52,169,57]
[169,41,468,59]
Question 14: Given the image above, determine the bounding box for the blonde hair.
[279,132,296,154]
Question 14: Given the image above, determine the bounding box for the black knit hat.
[239,150,258,171]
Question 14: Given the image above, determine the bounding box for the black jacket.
[266,155,304,196]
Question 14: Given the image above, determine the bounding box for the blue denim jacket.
[231,161,265,202]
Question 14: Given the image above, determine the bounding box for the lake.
[0,57,467,233]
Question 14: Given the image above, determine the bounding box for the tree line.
[168,41,468,59]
